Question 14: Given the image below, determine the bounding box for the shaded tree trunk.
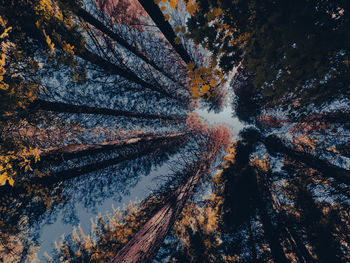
[30,99,185,121]
[75,7,179,84]
[263,135,350,185]
[1,133,188,194]
[254,169,290,263]
[292,173,343,263]
[270,192,317,263]
[296,111,350,124]
[74,47,184,101]
[137,0,193,65]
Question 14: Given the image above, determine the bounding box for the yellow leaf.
[164,14,170,21]
[0,83,8,90]
[201,85,210,94]
[174,37,182,44]
[209,79,216,87]
[43,30,54,52]
[0,53,5,67]
[8,177,14,186]
[187,3,198,15]
[187,62,195,70]
[0,26,12,39]
[169,0,177,9]
[0,173,14,186]
[0,174,7,185]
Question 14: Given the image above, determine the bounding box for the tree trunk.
[74,47,184,101]
[2,133,188,195]
[255,169,290,263]
[110,165,205,263]
[263,135,350,185]
[38,132,187,163]
[270,191,317,263]
[296,111,350,124]
[293,174,342,263]
[76,8,179,84]
[30,99,185,121]
[137,0,193,65]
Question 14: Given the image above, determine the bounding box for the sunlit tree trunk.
[110,164,206,263]
[4,133,188,195]
[137,0,193,65]
[31,99,185,121]
[38,132,187,163]
[110,125,231,262]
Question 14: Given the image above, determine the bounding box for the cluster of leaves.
[0,146,40,186]
[0,17,39,119]
[153,0,228,105]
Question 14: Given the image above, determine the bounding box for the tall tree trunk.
[38,132,188,164]
[110,165,205,263]
[254,169,290,263]
[263,135,350,185]
[293,173,343,263]
[2,133,188,195]
[270,190,317,263]
[296,111,350,124]
[30,99,185,121]
[137,0,193,65]
[75,8,179,84]
[109,127,230,262]
[74,47,184,101]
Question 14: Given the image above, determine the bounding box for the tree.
[30,99,185,121]
[263,135,350,185]
[281,160,344,262]
[137,0,193,65]
[0,131,190,261]
[110,125,231,262]
[71,4,180,84]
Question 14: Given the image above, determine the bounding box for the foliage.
[0,146,40,186]
[186,0,350,110]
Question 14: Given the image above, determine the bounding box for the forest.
[0,0,349,262]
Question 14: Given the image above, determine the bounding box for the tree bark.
[30,99,185,121]
[292,173,343,263]
[110,141,221,263]
[270,190,317,263]
[137,0,193,65]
